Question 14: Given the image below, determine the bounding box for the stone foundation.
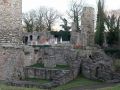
[24,67,70,80]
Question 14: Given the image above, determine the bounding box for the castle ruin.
[0,0,119,89]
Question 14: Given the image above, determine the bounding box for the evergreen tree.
[60,17,71,31]
[95,0,105,46]
[105,15,120,45]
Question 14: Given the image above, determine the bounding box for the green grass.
[28,64,69,70]
[53,75,102,90]
[55,64,69,70]
[0,85,44,90]
[99,85,120,90]
[28,63,44,68]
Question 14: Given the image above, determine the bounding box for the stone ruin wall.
[36,47,69,66]
[0,46,38,80]
[0,1,97,82]
[0,0,22,44]
[0,2,117,87]
[0,0,37,80]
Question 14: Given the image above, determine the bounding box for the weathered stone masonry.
[0,0,22,44]
[70,7,94,47]
[0,1,120,89]
[0,0,36,80]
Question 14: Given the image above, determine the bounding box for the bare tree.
[67,0,84,31]
[23,7,59,32]
[23,10,36,32]
[35,7,46,31]
[44,8,60,31]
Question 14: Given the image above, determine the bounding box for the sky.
[22,0,120,13]
[22,0,120,30]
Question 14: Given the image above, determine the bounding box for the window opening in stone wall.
[95,67,99,78]
[37,36,40,40]
[24,36,28,45]
[30,35,33,41]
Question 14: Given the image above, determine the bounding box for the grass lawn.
[53,75,102,90]
[3,75,120,90]
[99,85,120,90]
[0,85,44,90]
[28,63,69,70]
[0,75,101,90]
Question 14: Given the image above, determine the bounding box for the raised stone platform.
[24,67,70,80]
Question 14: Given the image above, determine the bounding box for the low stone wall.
[24,67,70,80]
[6,80,44,89]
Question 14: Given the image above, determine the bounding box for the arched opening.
[95,67,100,78]
[24,36,28,45]
[37,36,40,40]
[30,35,33,41]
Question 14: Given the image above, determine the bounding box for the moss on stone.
[55,64,70,70]
[28,63,44,68]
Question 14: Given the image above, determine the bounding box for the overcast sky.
[22,0,120,30]
[22,0,120,13]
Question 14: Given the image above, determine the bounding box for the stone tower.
[0,0,22,45]
[0,0,25,80]
[81,7,95,47]
[70,7,95,48]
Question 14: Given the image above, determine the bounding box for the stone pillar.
[81,7,95,47]
[70,22,80,45]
